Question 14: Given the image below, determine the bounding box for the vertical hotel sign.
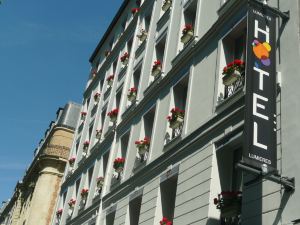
[244,2,277,170]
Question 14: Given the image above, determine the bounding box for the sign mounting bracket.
[236,162,295,192]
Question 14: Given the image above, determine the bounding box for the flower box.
[137,29,147,42]
[56,209,63,218]
[214,191,242,218]
[68,198,76,208]
[94,92,101,103]
[120,52,129,66]
[107,108,119,123]
[169,115,184,129]
[96,129,102,139]
[106,75,114,87]
[80,188,89,199]
[113,157,125,176]
[162,0,172,11]
[96,176,105,188]
[81,111,87,120]
[135,137,150,161]
[152,60,162,77]
[181,24,194,44]
[160,217,172,225]
[127,87,137,102]
[167,107,185,129]
[68,157,76,166]
[222,59,245,86]
[83,141,89,150]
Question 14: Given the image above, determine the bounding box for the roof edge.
[89,0,130,63]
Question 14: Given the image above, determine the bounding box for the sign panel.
[244,2,277,170]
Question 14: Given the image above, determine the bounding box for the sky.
[0,0,122,204]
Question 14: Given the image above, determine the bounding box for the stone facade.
[0,102,80,225]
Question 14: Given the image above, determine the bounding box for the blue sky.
[0,0,122,203]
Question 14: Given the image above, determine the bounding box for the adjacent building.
[48,0,299,225]
[0,102,81,225]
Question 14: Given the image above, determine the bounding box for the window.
[103,151,109,178]
[115,87,123,110]
[88,166,94,188]
[75,179,81,198]
[178,0,198,49]
[106,211,116,225]
[160,174,178,223]
[120,131,130,159]
[165,75,189,143]
[133,66,141,88]
[216,147,243,223]
[129,196,142,225]
[183,0,197,25]
[218,20,247,101]
[89,122,94,142]
[155,35,167,67]
[86,97,91,110]
[101,107,107,132]
[128,37,134,56]
[143,106,156,139]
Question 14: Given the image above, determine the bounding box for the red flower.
[81,188,89,197]
[81,112,87,116]
[56,208,63,216]
[113,157,125,170]
[106,74,114,81]
[107,108,119,117]
[128,87,137,93]
[120,52,129,62]
[160,217,172,225]
[182,24,193,35]
[131,8,140,14]
[83,141,90,146]
[69,157,76,164]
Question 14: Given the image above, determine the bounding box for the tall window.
[165,75,189,143]
[219,20,247,101]
[160,175,178,223]
[106,211,116,225]
[129,196,142,225]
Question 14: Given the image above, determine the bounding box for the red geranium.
[94,92,101,98]
[113,157,125,170]
[167,107,185,122]
[128,87,137,94]
[68,198,76,207]
[131,8,140,14]
[182,24,193,35]
[152,60,162,71]
[160,217,172,225]
[69,157,76,164]
[120,52,129,62]
[81,111,87,116]
[80,188,89,197]
[56,208,63,217]
[222,59,245,76]
[106,74,115,82]
[107,108,119,117]
[135,137,150,147]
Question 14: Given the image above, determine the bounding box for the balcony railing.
[224,72,245,99]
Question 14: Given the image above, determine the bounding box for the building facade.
[52,0,300,225]
[0,102,81,225]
